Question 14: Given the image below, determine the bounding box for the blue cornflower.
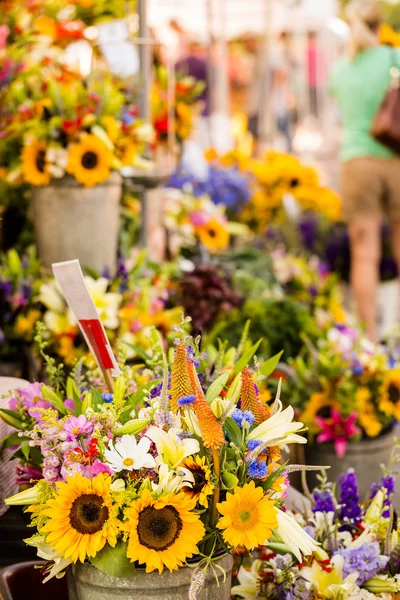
[178,394,196,407]
[247,460,268,479]
[102,393,113,403]
[247,439,263,451]
[232,409,255,428]
[312,490,336,514]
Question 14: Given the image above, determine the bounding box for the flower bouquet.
[1,325,323,598]
[232,454,400,600]
[286,323,397,494]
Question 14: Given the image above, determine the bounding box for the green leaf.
[224,418,242,448]
[221,472,239,490]
[260,462,288,492]
[205,372,231,403]
[41,385,66,415]
[225,372,241,403]
[0,409,26,430]
[122,342,152,363]
[90,542,137,578]
[21,440,30,460]
[91,387,103,411]
[7,249,23,278]
[259,351,284,379]
[66,378,82,414]
[234,338,263,375]
[1,432,29,449]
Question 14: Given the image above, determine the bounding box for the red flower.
[155,116,169,134]
[62,117,83,136]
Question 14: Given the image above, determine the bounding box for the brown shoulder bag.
[371,50,400,154]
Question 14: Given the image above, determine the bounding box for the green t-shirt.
[331,46,400,162]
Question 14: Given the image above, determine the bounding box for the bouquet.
[2,327,322,594]
[288,323,397,456]
[232,452,400,599]
[1,56,154,188]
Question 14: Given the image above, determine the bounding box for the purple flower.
[102,393,114,403]
[15,464,43,486]
[313,490,336,514]
[247,439,263,451]
[64,398,75,411]
[338,469,362,525]
[335,542,388,584]
[370,475,395,517]
[84,460,113,478]
[177,394,196,406]
[64,415,93,439]
[248,460,268,479]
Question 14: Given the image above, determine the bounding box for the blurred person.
[271,32,296,152]
[331,0,400,341]
[176,40,210,117]
[307,31,320,117]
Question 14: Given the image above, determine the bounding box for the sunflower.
[196,218,229,251]
[356,387,382,438]
[116,138,138,167]
[21,141,50,186]
[301,392,334,434]
[67,135,113,187]
[42,473,119,563]
[380,370,400,420]
[180,455,214,508]
[217,481,277,549]
[124,489,205,573]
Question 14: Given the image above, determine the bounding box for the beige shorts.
[341,157,400,223]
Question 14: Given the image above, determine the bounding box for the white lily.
[5,485,40,506]
[145,426,199,469]
[247,400,306,446]
[365,489,385,525]
[104,434,156,472]
[24,536,73,583]
[38,281,66,313]
[230,560,262,600]
[274,508,326,562]
[151,463,194,495]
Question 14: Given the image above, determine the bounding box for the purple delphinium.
[335,542,388,585]
[369,475,395,518]
[313,490,336,514]
[338,469,362,526]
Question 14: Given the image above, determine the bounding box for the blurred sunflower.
[67,135,113,187]
[356,387,382,438]
[125,489,205,573]
[42,473,119,563]
[196,217,229,251]
[180,455,214,508]
[380,370,400,420]
[301,392,334,434]
[21,141,50,186]
[117,138,138,167]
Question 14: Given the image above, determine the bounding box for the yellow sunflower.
[217,481,277,549]
[21,141,50,186]
[196,218,229,251]
[356,387,382,438]
[124,489,205,573]
[67,135,113,187]
[42,473,119,563]
[180,455,214,508]
[380,370,400,420]
[301,392,334,434]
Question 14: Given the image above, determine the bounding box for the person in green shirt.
[331,0,400,341]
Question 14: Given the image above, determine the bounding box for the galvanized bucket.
[304,429,395,498]
[31,173,121,273]
[68,554,233,600]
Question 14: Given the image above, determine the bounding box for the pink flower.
[316,408,360,457]
[14,382,52,421]
[0,25,9,50]
[190,211,209,227]
[64,398,75,411]
[84,460,113,478]
[64,414,93,439]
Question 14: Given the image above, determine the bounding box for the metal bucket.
[31,174,121,272]
[304,429,395,498]
[68,554,233,600]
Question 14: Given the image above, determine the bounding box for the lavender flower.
[335,542,389,585]
[369,475,395,518]
[339,469,362,525]
[313,490,336,514]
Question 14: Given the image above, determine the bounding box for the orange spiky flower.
[170,342,196,413]
[187,361,225,449]
[241,366,270,424]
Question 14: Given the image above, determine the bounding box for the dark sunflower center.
[138,505,182,551]
[35,150,46,173]
[191,468,207,494]
[207,228,216,238]
[316,406,331,419]
[289,178,299,188]
[69,493,109,535]
[388,384,400,405]
[81,151,99,170]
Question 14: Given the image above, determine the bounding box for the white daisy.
[104,434,156,472]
